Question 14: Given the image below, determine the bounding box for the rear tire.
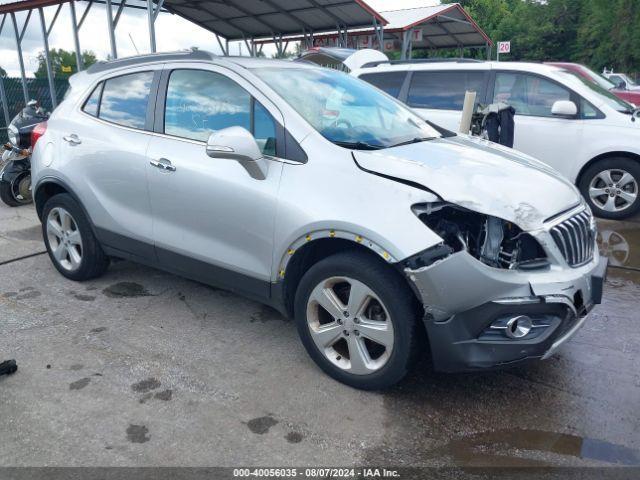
[0,178,29,207]
[294,250,422,390]
[42,193,109,281]
[579,158,640,219]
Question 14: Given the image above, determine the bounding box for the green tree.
[34,49,97,79]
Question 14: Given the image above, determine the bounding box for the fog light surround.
[504,315,533,339]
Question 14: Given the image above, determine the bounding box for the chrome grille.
[550,210,595,267]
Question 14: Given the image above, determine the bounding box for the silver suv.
[32,51,607,389]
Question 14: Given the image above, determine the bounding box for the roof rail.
[362,57,484,68]
[86,49,216,74]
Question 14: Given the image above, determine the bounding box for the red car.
[546,62,640,106]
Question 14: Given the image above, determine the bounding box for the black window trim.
[81,82,104,118]
[79,69,160,132]
[487,69,605,120]
[155,67,307,163]
[404,69,491,111]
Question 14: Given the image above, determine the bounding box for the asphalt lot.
[0,202,639,469]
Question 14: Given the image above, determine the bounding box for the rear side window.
[82,84,102,117]
[408,71,485,110]
[359,72,406,98]
[164,69,277,155]
[98,71,154,129]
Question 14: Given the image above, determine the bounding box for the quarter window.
[359,72,406,98]
[407,71,485,110]
[164,69,277,154]
[493,72,572,118]
[82,83,102,117]
[98,71,154,129]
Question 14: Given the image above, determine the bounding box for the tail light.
[31,121,47,148]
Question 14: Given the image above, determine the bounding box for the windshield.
[578,66,617,90]
[558,71,634,113]
[253,67,441,149]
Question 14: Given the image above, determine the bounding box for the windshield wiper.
[387,137,434,148]
[333,140,384,150]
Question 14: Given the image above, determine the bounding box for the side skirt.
[96,227,287,316]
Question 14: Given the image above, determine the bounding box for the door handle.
[63,134,81,145]
[150,158,176,172]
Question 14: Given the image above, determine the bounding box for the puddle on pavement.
[596,219,640,269]
[103,282,151,298]
[433,429,640,467]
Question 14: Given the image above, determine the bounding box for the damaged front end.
[408,202,549,271]
[400,202,607,372]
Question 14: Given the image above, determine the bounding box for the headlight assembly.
[412,202,549,270]
[7,125,18,146]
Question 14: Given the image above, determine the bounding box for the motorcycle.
[1,100,49,207]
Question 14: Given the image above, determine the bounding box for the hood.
[353,135,582,231]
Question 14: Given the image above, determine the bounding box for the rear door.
[145,64,285,299]
[406,68,489,131]
[60,67,160,260]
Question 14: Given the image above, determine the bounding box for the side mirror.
[551,100,577,117]
[206,126,268,180]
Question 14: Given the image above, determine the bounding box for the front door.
[146,66,284,299]
[491,71,584,178]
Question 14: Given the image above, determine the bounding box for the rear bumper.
[405,251,607,372]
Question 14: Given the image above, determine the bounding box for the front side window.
[253,67,440,150]
[164,69,276,154]
[558,71,633,114]
[99,71,154,129]
[493,72,571,117]
[407,71,485,110]
[359,72,407,98]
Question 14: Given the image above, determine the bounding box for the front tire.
[42,193,109,281]
[294,250,421,390]
[579,158,640,219]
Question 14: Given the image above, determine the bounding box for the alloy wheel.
[306,276,394,375]
[46,207,83,271]
[589,169,638,213]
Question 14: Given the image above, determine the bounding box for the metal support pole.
[105,0,117,58]
[400,30,409,60]
[0,75,10,129]
[215,35,227,56]
[69,1,84,70]
[38,8,57,108]
[10,12,29,106]
[147,0,156,53]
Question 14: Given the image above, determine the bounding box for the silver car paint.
[32,54,601,325]
[353,134,582,232]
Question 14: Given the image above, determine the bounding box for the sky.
[0,0,440,77]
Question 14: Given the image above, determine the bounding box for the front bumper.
[405,251,607,372]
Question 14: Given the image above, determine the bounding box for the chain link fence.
[0,77,70,141]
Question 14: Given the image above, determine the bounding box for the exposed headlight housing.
[412,202,549,270]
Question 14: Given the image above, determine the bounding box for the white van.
[348,58,640,219]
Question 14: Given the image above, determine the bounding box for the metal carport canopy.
[159,0,387,40]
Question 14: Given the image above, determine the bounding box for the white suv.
[351,59,640,219]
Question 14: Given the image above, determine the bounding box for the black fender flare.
[33,176,93,230]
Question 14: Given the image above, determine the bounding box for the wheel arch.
[278,232,419,319]
[576,151,640,186]
[34,178,96,239]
